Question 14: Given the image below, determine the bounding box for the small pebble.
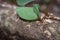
[26,24,31,29]
[36,21,41,25]
[44,30,51,38]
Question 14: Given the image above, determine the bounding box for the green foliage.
[16,0,40,21]
[7,0,40,21]
[33,4,40,16]
[16,0,34,6]
[8,0,14,3]
[16,7,38,20]
[44,0,50,4]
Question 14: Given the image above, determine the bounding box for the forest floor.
[0,0,60,40]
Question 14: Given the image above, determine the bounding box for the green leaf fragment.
[16,7,38,20]
[33,4,40,16]
[16,0,34,6]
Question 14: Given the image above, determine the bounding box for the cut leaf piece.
[16,7,38,20]
[33,4,40,16]
[16,0,34,6]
